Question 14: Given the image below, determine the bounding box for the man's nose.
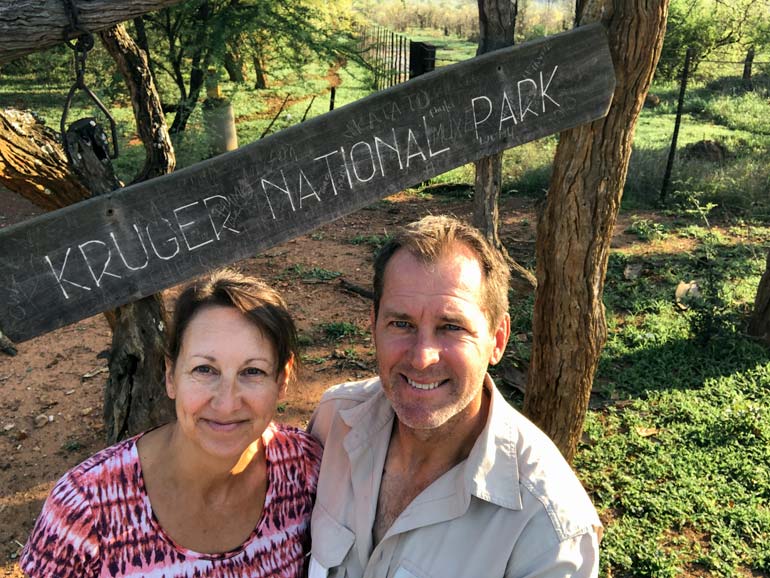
[410,331,441,369]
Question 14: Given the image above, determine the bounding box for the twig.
[338,278,373,300]
[300,95,316,122]
[259,94,291,139]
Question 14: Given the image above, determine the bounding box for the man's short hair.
[373,215,511,330]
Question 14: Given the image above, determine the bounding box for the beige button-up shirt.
[308,376,601,578]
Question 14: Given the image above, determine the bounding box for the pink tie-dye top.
[20,422,322,578]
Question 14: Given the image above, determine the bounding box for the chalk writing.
[0,23,616,342]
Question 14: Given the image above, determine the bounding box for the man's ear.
[164,357,177,399]
[369,305,377,346]
[488,313,511,366]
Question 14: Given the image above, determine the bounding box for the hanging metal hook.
[60,0,119,163]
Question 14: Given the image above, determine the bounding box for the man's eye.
[443,324,463,331]
[392,320,411,329]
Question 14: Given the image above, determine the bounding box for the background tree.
[524,0,670,463]
[141,0,358,134]
[656,0,770,79]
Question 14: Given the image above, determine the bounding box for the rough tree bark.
[0,109,91,210]
[474,0,536,295]
[748,250,770,343]
[99,23,176,442]
[0,0,184,64]
[523,0,670,463]
[100,24,175,183]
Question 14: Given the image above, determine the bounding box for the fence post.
[390,31,396,87]
[660,47,693,204]
[375,26,382,89]
[329,86,336,111]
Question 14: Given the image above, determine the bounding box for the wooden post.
[660,47,693,204]
[329,86,336,111]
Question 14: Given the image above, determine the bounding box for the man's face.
[372,243,510,434]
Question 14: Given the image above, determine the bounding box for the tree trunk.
[97,24,176,442]
[253,52,268,90]
[169,2,212,134]
[0,109,91,210]
[748,249,770,343]
[742,45,755,91]
[472,0,510,234]
[523,0,670,463]
[103,298,173,442]
[224,45,247,82]
[100,24,176,183]
[0,0,184,64]
[473,0,535,294]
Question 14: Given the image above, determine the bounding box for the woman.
[20,269,322,577]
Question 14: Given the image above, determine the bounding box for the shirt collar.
[339,375,523,511]
[463,375,523,510]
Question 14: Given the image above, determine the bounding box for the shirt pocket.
[310,504,356,577]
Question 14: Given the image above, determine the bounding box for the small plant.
[322,321,361,340]
[348,234,391,252]
[626,217,669,241]
[285,264,342,281]
[61,439,84,452]
[296,333,314,347]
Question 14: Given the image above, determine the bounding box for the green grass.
[322,321,363,340]
[577,225,770,577]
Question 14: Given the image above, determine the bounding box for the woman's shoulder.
[268,423,322,458]
[266,423,323,480]
[56,435,141,492]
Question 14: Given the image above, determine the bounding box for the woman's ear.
[277,355,293,400]
[164,357,177,399]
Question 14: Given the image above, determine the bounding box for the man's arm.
[505,529,600,578]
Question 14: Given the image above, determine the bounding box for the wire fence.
[355,24,411,90]
[659,49,770,203]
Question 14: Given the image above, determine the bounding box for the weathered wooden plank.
[0,24,615,343]
[0,0,185,65]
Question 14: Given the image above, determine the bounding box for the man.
[308,215,601,578]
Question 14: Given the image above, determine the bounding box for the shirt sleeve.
[19,471,101,578]
[505,529,600,578]
[307,400,335,447]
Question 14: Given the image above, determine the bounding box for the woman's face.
[165,305,288,461]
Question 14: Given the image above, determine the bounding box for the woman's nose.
[211,377,241,411]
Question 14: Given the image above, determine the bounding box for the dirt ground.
[0,181,549,576]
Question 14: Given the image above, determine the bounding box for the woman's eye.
[243,367,266,377]
[192,365,213,374]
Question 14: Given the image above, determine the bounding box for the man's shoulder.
[496,404,601,541]
[317,376,382,406]
[309,377,383,445]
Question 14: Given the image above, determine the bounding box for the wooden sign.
[0,24,615,343]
